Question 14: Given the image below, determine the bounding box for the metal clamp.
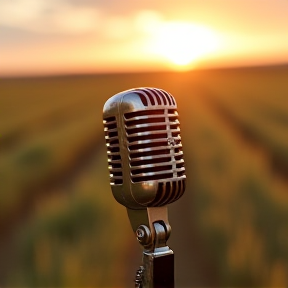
[134,219,174,288]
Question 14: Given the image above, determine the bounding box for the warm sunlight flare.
[153,22,220,67]
[2,1,288,76]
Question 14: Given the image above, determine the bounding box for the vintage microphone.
[103,87,186,287]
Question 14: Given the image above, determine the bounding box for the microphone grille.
[103,116,123,185]
[103,87,186,208]
[124,88,185,184]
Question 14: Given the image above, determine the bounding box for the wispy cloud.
[102,10,163,41]
[0,0,164,40]
[0,0,101,34]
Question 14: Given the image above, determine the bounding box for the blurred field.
[0,64,288,287]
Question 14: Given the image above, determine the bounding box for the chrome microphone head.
[103,87,186,210]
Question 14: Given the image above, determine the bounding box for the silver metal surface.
[103,87,186,210]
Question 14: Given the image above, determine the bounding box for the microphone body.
[103,87,186,210]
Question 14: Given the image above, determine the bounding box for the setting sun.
[153,22,220,67]
[1,1,288,76]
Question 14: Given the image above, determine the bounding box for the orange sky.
[1,0,288,76]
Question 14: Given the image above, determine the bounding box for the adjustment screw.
[136,228,145,239]
[136,225,151,245]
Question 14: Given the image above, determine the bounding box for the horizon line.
[1,61,288,79]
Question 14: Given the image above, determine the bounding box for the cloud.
[134,10,163,34]
[0,0,101,34]
[102,10,163,41]
[0,0,162,38]
[103,16,133,40]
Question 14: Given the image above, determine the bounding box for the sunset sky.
[1,0,288,76]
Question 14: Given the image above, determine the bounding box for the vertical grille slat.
[103,116,123,185]
[153,91,162,105]
[165,92,172,105]
[158,90,167,105]
[146,90,156,105]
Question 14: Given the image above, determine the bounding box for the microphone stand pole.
[127,207,174,288]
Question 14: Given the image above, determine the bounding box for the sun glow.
[152,22,220,67]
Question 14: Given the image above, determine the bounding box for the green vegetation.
[0,65,287,287]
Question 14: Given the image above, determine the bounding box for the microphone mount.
[129,207,174,288]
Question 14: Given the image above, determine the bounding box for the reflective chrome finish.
[103,87,186,209]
